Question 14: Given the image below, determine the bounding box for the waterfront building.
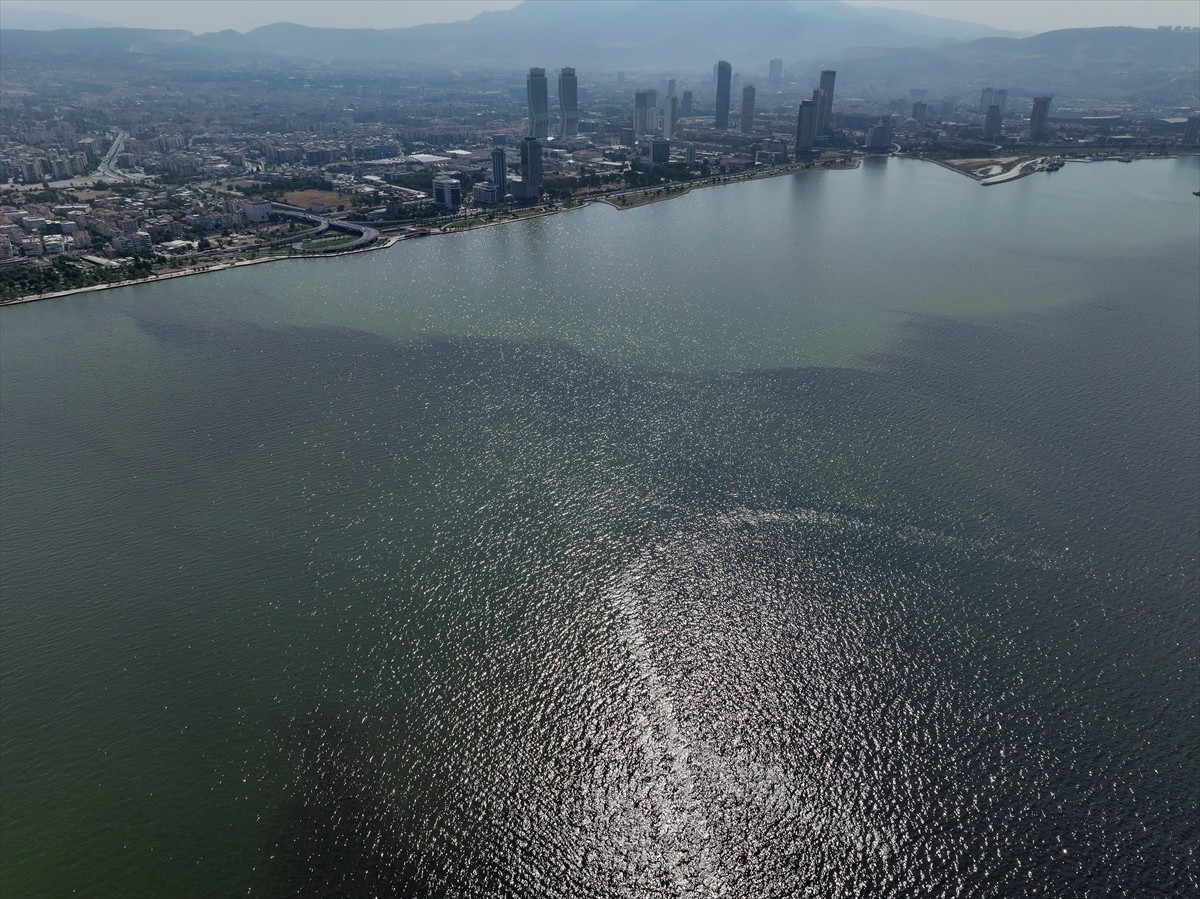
[795,99,818,156]
[818,70,836,134]
[491,148,507,198]
[557,67,579,139]
[1029,96,1052,142]
[768,58,783,87]
[680,90,694,118]
[650,138,670,166]
[741,83,756,133]
[515,135,543,199]
[865,116,894,152]
[811,88,825,134]
[983,104,1003,141]
[715,60,732,129]
[526,67,549,139]
[1185,114,1200,144]
[472,182,502,205]
[432,175,462,209]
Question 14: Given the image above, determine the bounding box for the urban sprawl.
[2,49,1199,301]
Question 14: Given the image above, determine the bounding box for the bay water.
[2,157,1197,897]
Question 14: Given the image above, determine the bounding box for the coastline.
[0,158,846,307]
[0,234,408,307]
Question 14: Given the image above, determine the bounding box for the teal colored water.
[2,157,1197,897]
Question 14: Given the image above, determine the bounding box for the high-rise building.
[526,67,549,139]
[663,95,678,140]
[811,88,825,135]
[912,101,928,125]
[983,104,1003,141]
[741,83,756,133]
[650,138,670,165]
[680,90,694,117]
[634,89,651,138]
[992,89,1008,111]
[818,70,836,134]
[667,78,676,98]
[557,67,579,139]
[715,60,732,129]
[768,58,783,87]
[979,87,994,114]
[795,99,818,155]
[516,136,543,199]
[1029,96,1052,142]
[865,116,893,152]
[1185,114,1200,145]
[491,148,507,198]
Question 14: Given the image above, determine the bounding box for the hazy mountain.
[832,27,1200,106]
[0,0,1026,71]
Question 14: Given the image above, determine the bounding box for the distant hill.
[0,0,1025,71]
[833,27,1200,106]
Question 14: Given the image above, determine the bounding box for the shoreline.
[0,234,408,306]
[5,152,1184,308]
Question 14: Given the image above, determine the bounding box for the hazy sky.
[1,0,1197,34]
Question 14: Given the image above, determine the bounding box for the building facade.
[1029,96,1052,142]
[432,175,462,209]
[526,68,549,139]
[715,61,732,130]
[741,83,756,133]
[818,70,836,134]
[557,67,579,139]
[795,99,818,155]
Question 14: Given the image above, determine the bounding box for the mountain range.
[1,0,1197,104]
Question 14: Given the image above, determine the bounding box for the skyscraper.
[740,83,756,133]
[768,58,783,87]
[1029,96,1052,142]
[715,60,732,129]
[912,101,928,125]
[557,67,579,139]
[666,78,676,98]
[663,94,678,140]
[517,136,543,199]
[680,90,694,117]
[526,67,549,139]
[795,99,818,155]
[634,89,651,138]
[992,89,1008,111]
[818,70,836,134]
[491,148,507,197]
[983,104,1003,141]
[979,88,994,114]
[811,88,825,134]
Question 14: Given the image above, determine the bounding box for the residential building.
[768,58,783,87]
[1029,96,1052,142]
[741,83,756,133]
[557,67,579,139]
[819,70,836,134]
[795,99,818,155]
[527,67,549,139]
